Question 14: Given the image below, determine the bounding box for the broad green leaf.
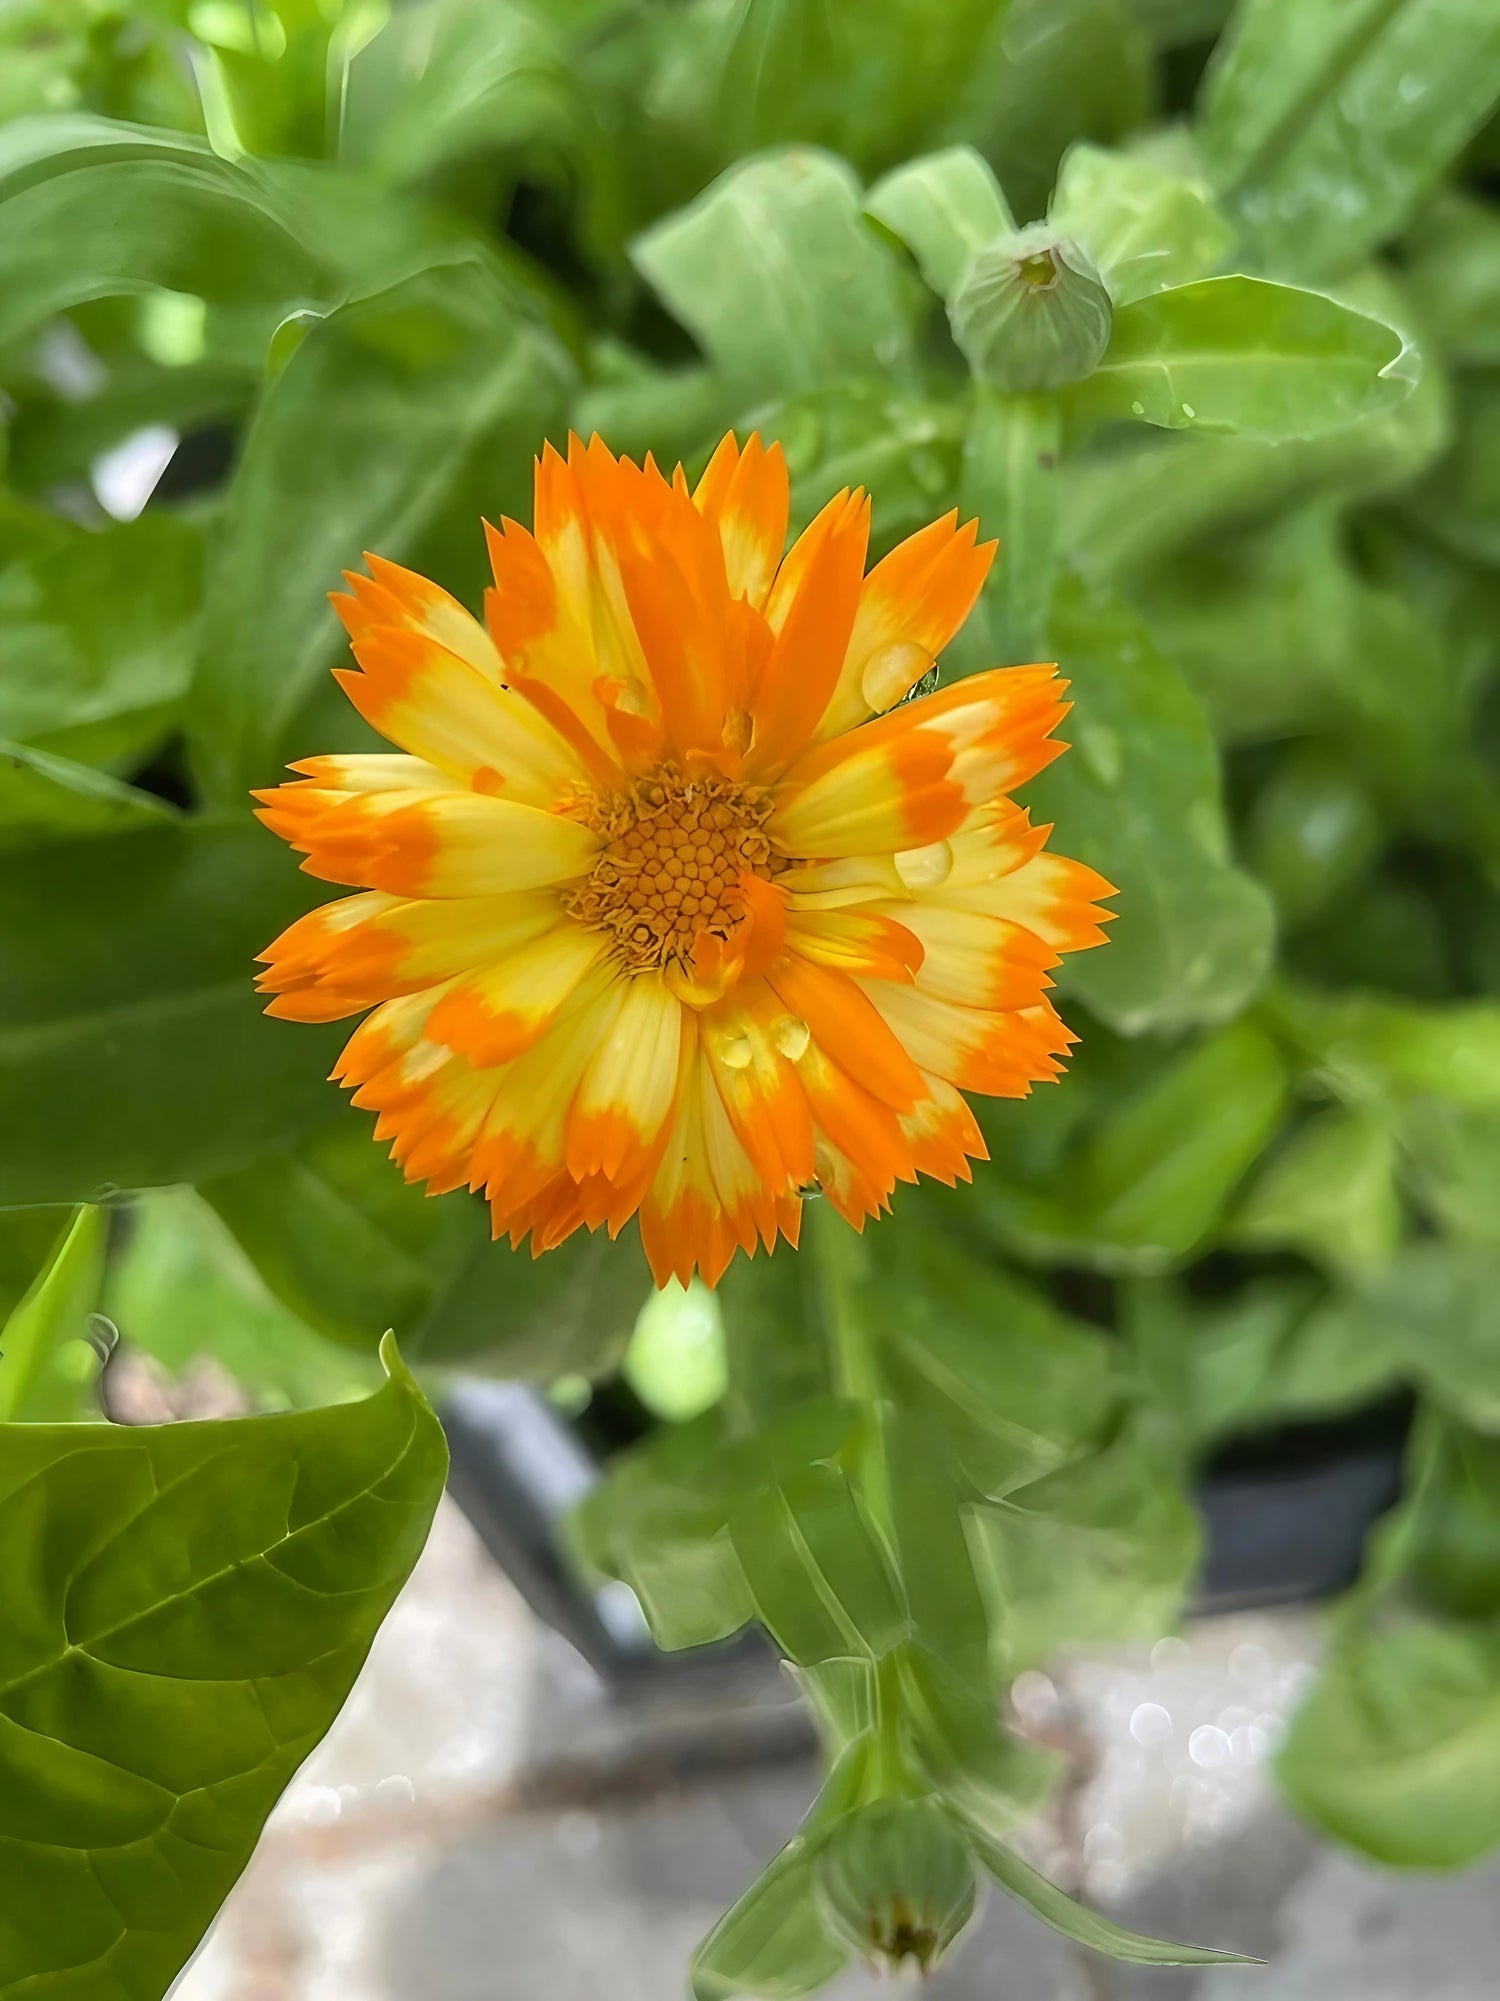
[1128,509,1463,793]
[204,1119,653,1375]
[0,1334,446,1998]
[1402,190,1500,367]
[1404,370,1500,568]
[1278,1612,1500,1868]
[0,512,204,770]
[1050,142,1232,305]
[959,386,1059,664]
[730,1447,906,1668]
[864,145,1013,298]
[0,818,340,1207]
[717,1246,831,1432]
[1404,1420,1500,1620]
[969,1825,1254,1963]
[1229,1107,1402,1276]
[572,1416,756,1652]
[1271,988,1500,1113]
[0,1208,107,1423]
[106,1187,381,1412]
[0,740,175,850]
[976,1025,1289,1272]
[1357,1245,1500,1433]
[1025,578,1276,1035]
[631,149,915,403]
[759,383,965,548]
[347,0,589,187]
[0,1212,72,1330]
[971,1434,1201,1669]
[954,0,1153,225]
[878,1408,991,1683]
[1246,744,1383,926]
[1200,0,1500,282]
[691,1743,865,2001]
[862,1221,1116,1495]
[1065,275,1414,440]
[895,1642,1058,1840]
[188,255,573,801]
[1125,1274,1402,1448]
[1401,1101,1500,1248]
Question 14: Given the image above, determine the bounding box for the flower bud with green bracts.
[949,224,1113,393]
[816,1797,979,1974]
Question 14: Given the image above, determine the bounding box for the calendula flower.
[255,433,1112,1286]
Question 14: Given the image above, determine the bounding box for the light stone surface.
[171,1498,1500,2001]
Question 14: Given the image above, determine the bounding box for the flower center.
[565,764,782,973]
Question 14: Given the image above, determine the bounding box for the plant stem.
[808,1199,878,1403]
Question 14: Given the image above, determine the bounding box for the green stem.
[809,1199,878,1404]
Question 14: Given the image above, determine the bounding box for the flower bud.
[948,225,1113,392]
[816,1799,978,1972]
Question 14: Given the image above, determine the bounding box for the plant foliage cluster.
[3,0,1500,1993]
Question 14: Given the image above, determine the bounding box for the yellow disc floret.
[565,763,782,973]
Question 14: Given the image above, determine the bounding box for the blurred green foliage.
[2,0,1500,1992]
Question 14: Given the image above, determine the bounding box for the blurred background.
[4,0,1500,1993]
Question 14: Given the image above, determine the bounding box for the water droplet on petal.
[862,639,933,713]
[895,840,952,890]
[721,1033,753,1070]
[772,1014,810,1061]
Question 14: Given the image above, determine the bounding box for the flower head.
[255,433,1113,1286]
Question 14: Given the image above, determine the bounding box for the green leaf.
[0,818,341,1207]
[955,0,1153,225]
[624,1280,727,1424]
[0,1208,107,1424]
[0,513,204,771]
[1229,1107,1402,1276]
[0,740,176,850]
[1200,0,1500,282]
[1050,141,1232,306]
[969,1825,1255,1963]
[1401,1101,1500,1248]
[894,1642,1059,1840]
[106,1186,381,1413]
[863,1221,1117,1495]
[691,1743,865,2000]
[1402,190,1500,368]
[1125,1274,1403,1448]
[878,1408,992,1683]
[1025,577,1276,1035]
[1246,744,1383,926]
[187,255,573,801]
[1065,275,1415,440]
[1357,1245,1500,1433]
[1404,1419,1500,1620]
[204,1119,653,1375]
[0,1333,446,1997]
[730,1443,906,1667]
[572,1416,756,1652]
[1404,369,1500,568]
[1272,988,1500,1113]
[959,386,1060,664]
[971,1433,1201,1669]
[631,149,915,404]
[1278,1612,1500,1868]
[863,145,1014,298]
[760,383,965,548]
[347,0,591,188]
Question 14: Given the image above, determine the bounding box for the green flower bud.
[816,1799,978,1973]
[948,225,1113,392]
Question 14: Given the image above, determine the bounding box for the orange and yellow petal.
[816,510,996,740]
[692,432,789,611]
[426,926,608,1067]
[254,782,599,897]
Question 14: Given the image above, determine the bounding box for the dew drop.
[721,1033,753,1070]
[1181,402,1196,419]
[1130,399,1145,416]
[772,1014,810,1062]
[861,639,933,713]
[894,839,953,890]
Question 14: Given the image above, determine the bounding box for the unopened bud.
[817,1799,978,1973]
[948,226,1112,392]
